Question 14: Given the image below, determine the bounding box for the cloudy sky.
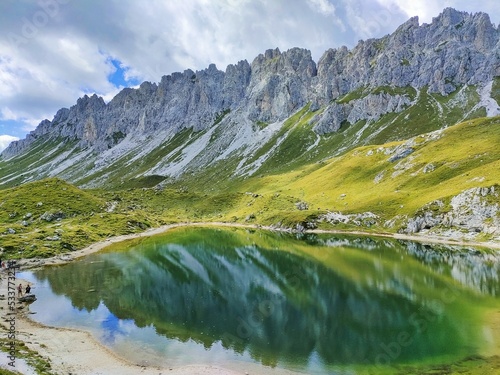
[0,0,498,151]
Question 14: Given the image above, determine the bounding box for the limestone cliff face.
[403,186,500,240]
[246,47,317,122]
[312,8,498,103]
[309,8,499,133]
[2,8,499,161]
[313,93,412,134]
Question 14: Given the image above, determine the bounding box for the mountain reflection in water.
[28,228,500,372]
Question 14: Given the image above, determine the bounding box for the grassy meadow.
[1,116,499,260]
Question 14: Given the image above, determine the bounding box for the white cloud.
[374,0,447,23]
[374,0,500,24]
[307,0,336,16]
[0,135,19,152]
[0,31,119,132]
[0,0,498,141]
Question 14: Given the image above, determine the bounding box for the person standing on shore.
[25,284,31,294]
[18,283,23,297]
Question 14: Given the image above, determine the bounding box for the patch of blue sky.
[0,119,28,138]
[108,58,140,88]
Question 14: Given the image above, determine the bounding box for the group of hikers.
[0,259,15,269]
[17,283,31,297]
[0,258,33,297]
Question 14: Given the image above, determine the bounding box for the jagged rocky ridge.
[1,8,499,187]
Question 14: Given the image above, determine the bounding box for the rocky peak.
[471,12,497,51]
[397,16,419,31]
[53,108,70,124]
[250,47,281,75]
[281,47,317,77]
[2,8,498,164]
[391,16,418,46]
[434,7,465,27]
[313,7,499,101]
[76,94,106,112]
[423,8,497,51]
[247,47,317,122]
[223,60,251,107]
[138,81,157,94]
[251,47,316,76]
[265,47,281,60]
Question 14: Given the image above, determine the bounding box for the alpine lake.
[19,227,500,374]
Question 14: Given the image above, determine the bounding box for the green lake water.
[20,227,500,374]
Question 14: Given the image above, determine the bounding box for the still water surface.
[20,227,500,374]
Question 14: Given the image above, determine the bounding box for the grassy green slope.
[0,178,158,258]
[300,117,498,213]
[0,78,498,258]
[2,116,498,260]
[0,137,79,187]
[233,116,499,225]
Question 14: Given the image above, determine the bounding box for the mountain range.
[0,7,499,247]
[1,7,498,189]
